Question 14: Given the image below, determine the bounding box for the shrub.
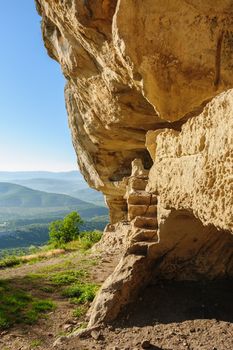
[79,230,102,250]
[49,211,83,247]
[0,256,21,269]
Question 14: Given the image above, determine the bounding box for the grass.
[30,339,42,348]
[0,280,56,330]
[38,260,75,272]
[26,269,87,286]
[0,230,102,332]
[25,269,99,305]
[0,230,102,270]
[73,305,87,318]
[58,230,102,251]
[50,270,87,285]
[0,255,22,268]
[63,283,99,303]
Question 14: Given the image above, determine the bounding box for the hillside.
[0,182,108,250]
[0,182,94,208]
[11,178,87,193]
[0,171,105,206]
[11,179,105,206]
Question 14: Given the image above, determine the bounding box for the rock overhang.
[35,0,233,325]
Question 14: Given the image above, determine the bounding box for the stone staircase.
[126,166,159,256]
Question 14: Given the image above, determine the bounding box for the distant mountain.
[0,171,105,206]
[12,178,87,193]
[73,188,105,206]
[0,171,82,181]
[0,182,82,207]
[0,178,109,251]
[0,182,107,213]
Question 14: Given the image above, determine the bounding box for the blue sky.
[0,2,77,171]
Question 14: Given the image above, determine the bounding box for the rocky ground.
[0,250,233,350]
[58,280,233,350]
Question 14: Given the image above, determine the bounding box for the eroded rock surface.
[147,90,233,232]
[36,0,233,326]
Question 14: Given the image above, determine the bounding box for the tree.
[49,211,83,246]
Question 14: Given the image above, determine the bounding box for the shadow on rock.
[114,279,233,328]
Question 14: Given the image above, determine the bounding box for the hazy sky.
[0,2,77,171]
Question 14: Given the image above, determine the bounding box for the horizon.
[0,169,78,173]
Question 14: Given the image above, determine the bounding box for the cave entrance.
[115,209,233,328]
[152,209,233,281]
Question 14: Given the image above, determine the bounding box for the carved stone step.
[128,176,148,191]
[127,242,148,256]
[150,194,158,205]
[132,216,158,229]
[131,228,158,242]
[128,204,157,221]
[127,241,158,256]
[128,191,151,205]
[128,191,158,205]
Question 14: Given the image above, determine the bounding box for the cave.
[152,209,233,281]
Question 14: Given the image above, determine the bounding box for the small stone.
[63,324,73,331]
[53,336,67,347]
[141,340,151,349]
[91,330,101,340]
[0,331,8,336]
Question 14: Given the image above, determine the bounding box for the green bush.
[49,211,83,247]
[0,255,21,268]
[79,230,102,250]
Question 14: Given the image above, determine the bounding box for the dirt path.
[1,250,233,350]
[0,249,119,350]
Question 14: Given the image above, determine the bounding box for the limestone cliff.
[36,0,233,326]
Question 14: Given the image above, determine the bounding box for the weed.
[32,299,55,312]
[49,270,87,285]
[73,305,87,318]
[30,339,42,348]
[26,273,46,280]
[40,286,55,293]
[78,231,102,251]
[63,283,99,303]
[0,256,21,268]
[39,260,75,273]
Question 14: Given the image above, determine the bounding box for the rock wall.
[36,0,233,325]
[36,0,233,222]
[147,90,233,232]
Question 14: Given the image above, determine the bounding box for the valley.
[0,171,108,253]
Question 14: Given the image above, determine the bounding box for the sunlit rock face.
[147,90,233,232]
[36,0,233,325]
[36,0,233,222]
